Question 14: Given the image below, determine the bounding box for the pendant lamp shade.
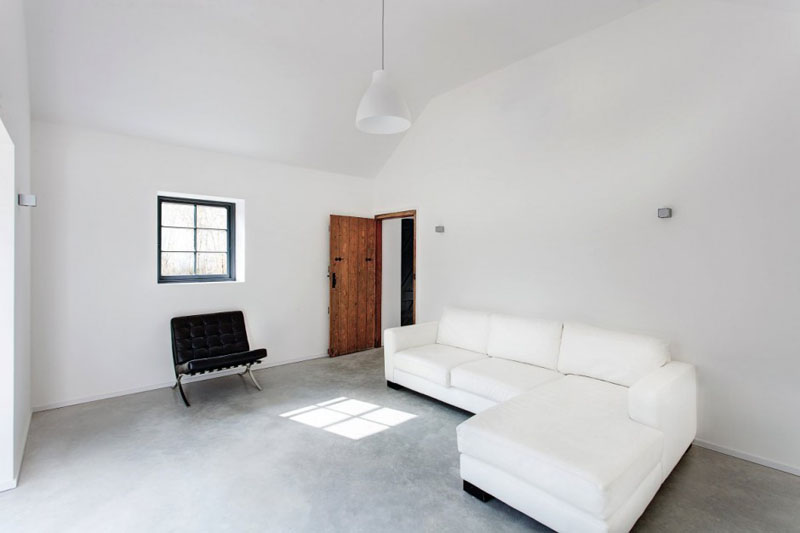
[355,0,411,134]
[356,69,411,134]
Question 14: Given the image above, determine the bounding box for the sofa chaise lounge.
[384,307,696,533]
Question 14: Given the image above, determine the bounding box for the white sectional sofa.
[384,307,696,533]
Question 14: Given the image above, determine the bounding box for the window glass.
[158,197,234,282]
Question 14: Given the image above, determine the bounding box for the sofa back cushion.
[437,307,490,354]
[486,314,563,369]
[558,322,670,386]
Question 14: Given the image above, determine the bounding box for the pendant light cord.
[381,0,385,70]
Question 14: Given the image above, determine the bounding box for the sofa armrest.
[384,322,439,381]
[628,361,697,479]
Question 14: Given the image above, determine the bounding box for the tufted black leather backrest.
[170,311,251,365]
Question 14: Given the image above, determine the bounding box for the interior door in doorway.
[329,215,377,357]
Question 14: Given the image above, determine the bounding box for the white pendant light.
[356,0,411,134]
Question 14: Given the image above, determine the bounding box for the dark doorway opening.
[375,210,417,346]
[401,218,415,326]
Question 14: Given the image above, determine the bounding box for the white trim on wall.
[33,352,327,412]
[0,476,17,492]
[13,410,30,484]
[693,440,800,477]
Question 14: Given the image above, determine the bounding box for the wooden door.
[329,215,377,357]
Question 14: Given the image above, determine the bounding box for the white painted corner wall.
[0,120,16,490]
[0,0,32,490]
[30,122,373,409]
[373,0,800,473]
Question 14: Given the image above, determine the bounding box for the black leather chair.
[170,311,267,406]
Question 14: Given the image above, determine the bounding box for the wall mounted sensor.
[18,194,37,207]
[435,225,445,233]
[657,207,672,219]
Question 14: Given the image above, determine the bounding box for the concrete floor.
[1,349,798,532]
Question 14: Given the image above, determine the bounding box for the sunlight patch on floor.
[280,397,417,440]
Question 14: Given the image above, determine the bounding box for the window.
[158,196,235,283]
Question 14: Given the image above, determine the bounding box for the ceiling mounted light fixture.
[355,0,411,134]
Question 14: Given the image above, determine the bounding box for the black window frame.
[157,196,236,284]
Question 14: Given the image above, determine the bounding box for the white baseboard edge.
[693,439,800,477]
[0,476,18,492]
[13,409,32,481]
[33,352,328,412]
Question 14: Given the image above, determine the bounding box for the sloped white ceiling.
[24,0,656,178]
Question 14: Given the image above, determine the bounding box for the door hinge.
[328,306,330,314]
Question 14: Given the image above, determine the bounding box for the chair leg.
[175,375,190,407]
[240,363,263,391]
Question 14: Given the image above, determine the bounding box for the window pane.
[161,202,194,227]
[161,228,194,252]
[197,229,227,252]
[161,252,194,276]
[197,205,228,229]
[197,253,227,275]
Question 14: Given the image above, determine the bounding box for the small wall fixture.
[658,207,672,219]
[435,226,445,233]
[17,194,37,207]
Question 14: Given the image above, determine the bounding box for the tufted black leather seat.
[170,311,267,406]
[180,350,267,374]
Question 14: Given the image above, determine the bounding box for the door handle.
[331,271,337,289]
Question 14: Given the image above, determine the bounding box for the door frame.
[374,209,417,347]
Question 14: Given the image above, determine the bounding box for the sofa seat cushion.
[457,376,663,519]
[393,344,486,387]
[450,358,562,403]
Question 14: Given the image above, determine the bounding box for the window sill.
[157,279,244,286]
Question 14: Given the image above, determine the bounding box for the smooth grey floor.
[1,349,798,532]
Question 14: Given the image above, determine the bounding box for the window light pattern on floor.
[280,397,416,440]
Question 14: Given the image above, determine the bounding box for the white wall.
[374,0,800,473]
[0,122,15,490]
[381,218,402,343]
[31,121,372,409]
[0,0,32,490]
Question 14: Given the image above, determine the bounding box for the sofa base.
[386,380,404,390]
[460,454,662,533]
[463,480,493,502]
